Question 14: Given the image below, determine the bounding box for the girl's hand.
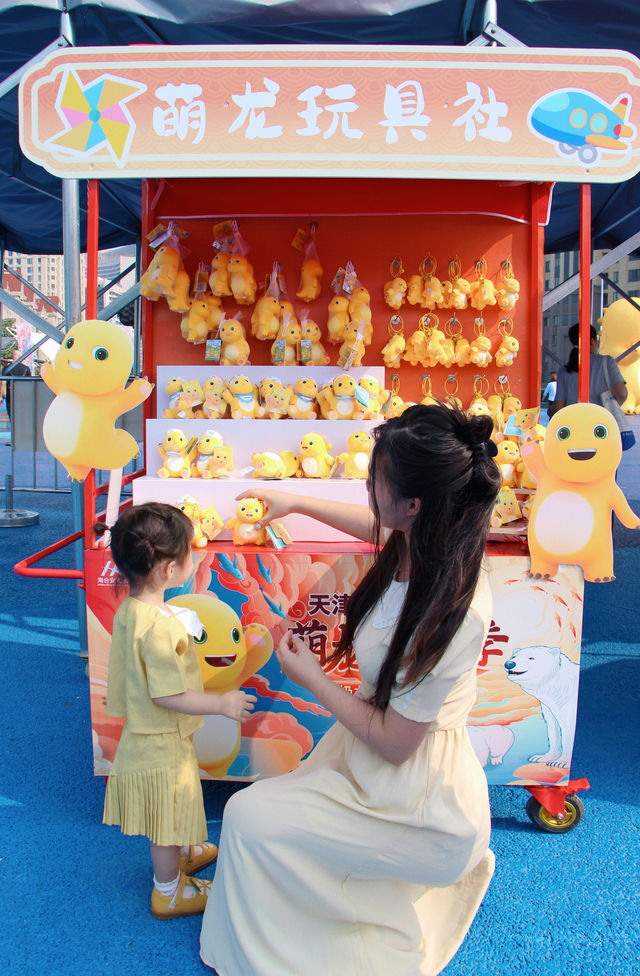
[275,631,325,692]
[221,689,257,722]
[235,488,296,522]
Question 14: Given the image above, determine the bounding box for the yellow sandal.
[180,842,218,876]
[150,872,211,920]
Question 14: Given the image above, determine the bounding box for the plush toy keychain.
[443,256,471,310]
[497,257,520,312]
[384,373,409,418]
[403,316,429,367]
[420,254,445,310]
[467,375,492,419]
[384,256,407,310]
[425,313,454,368]
[295,223,323,302]
[495,316,520,367]
[420,374,437,406]
[444,373,463,410]
[470,257,497,311]
[382,315,406,367]
[470,316,493,368]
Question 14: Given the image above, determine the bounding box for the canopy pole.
[63,177,88,656]
[578,184,592,404]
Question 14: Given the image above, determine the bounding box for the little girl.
[100,502,256,920]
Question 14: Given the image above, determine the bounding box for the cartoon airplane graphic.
[528,89,636,166]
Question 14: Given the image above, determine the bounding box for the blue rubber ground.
[1,429,638,976]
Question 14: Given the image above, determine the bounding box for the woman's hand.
[236,488,297,522]
[275,631,326,692]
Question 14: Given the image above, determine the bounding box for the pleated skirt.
[103,724,207,847]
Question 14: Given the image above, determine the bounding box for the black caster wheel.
[525,794,584,833]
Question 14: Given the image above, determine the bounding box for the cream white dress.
[200,570,494,976]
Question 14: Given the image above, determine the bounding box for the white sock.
[153,872,180,898]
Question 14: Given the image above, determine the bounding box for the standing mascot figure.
[522,403,639,582]
[42,320,153,481]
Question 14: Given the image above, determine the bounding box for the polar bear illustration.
[505,645,579,767]
[467,725,515,767]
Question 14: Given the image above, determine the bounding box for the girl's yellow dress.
[103,597,208,847]
[200,571,494,976]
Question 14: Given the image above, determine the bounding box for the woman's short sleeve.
[389,611,485,723]
[140,618,190,700]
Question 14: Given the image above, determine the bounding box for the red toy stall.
[17,44,640,829]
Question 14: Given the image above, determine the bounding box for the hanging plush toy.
[220,316,251,366]
[420,374,437,406]
[140,238,190,312]
[406,273,425,306]
[420,254,445,310]
[470,257,497,311]
[495,317,520,367]
[209,252,232,297]
[496,258,521,312]
[443,257,471,310]
[348,286,373,345]
[300,313,330,366]
[271,316,302,366]
[470,317,493,368]
[327,295,350,344]
[443,374,462,411]
[228,254,257,305]
[384,257,407,310]
[41,320,153,482]
[467,376,492,420]
[251,294,282,341]
[296,226,323,302]
[381,315,406,367]
[338,321,367,368]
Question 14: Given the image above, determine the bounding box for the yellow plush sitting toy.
[251,295,281,341]
[251,451,299,479]
[228,254,257,305]
[226,497,269,545]
[200,503,225,542]
[140,244,190,312]
[490,488,522,528]
[163,376,186,419]
[176,378,204,419]
[297,432,335,478]
[208,252,232,297]
[202,376,229,420]
[338,322,366,368]
[271,320,302,366]
[327,296,350,344]
[175,495,208,548]
[296,259,323,302]
[495,334,520,368]
[259,377,293,420]
[157,429,197,479]
[319,374,365,421]
[359,375,390,420]
[301,318,330,366]
[223,375,265,418]
[494,440,521,488]
[288,377,319,419]
[41,319,153,482]
[191,430,228,479]
[220,318,251,366]
[335,430,374,479]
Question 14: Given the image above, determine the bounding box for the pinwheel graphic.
[46,69,146,167]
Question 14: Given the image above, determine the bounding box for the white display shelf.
[133,475,369,543]
[147,417,381,474]
[156,364,386,417]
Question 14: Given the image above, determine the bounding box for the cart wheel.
[525,794,584,833]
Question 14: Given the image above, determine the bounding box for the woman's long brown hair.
[330,403,500,711]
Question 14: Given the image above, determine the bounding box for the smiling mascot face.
[545,403,621,483]
[54,320,133,396]
[168,592,273,694]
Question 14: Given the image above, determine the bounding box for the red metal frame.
[578,183,592,403]
[14,530,85,580]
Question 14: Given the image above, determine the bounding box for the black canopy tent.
[1,0,640,256]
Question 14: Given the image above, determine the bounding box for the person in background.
[549,323,626,417]
[542,371,557,405]
[1,349,31,419]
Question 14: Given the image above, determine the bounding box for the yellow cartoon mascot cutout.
[522,403,639,582]
[41,320,152,481]
[168,593,273,777]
